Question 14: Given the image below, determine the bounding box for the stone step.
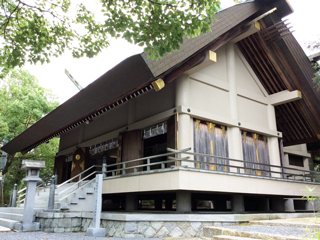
[0,217,20,229]
[85,188,94,194]
[78,194,86,200]
[0,207,24,214]
[203,226,302,240]
[0,212,23,222]
[0,225,11,232]
[213,235,261,240]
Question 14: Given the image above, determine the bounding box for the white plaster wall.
[185,45,271,133]
[237,96,268,129]
[234,47,267,98]
[188,79,230,120]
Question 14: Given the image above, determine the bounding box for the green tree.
[0,69,59,205]
[0,0,220,76]
[312,61,320,90]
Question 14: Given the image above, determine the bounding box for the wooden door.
[71,148,86,180]
[121,130,143,173]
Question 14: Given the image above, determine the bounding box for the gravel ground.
[0,232,160,240]
[226,225,318,238]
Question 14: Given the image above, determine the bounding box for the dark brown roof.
[2,2,265,155]
[2,0,319,154]
[2,55,154,154]
[142,1,260,77]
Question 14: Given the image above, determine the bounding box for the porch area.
[98,149,320,213]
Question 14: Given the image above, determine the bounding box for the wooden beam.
[268,90,302,106]
[231,22,261,43]
[186,50,217,75]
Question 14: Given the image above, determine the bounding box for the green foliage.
[0,69,59,205]
[0,0,220,75]
[312,62,320,90]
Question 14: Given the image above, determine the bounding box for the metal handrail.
[57,170,99,198]
[101,148,320,183]
[59,177,96,202]
[56,165,96,190]
[104,148,190,169]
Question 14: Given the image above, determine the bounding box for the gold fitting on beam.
[208,50,217,62]
[254,21,261,30]
[151,79,165,92]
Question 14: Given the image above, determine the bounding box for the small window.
[288,154,304,167]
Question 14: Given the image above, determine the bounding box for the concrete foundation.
[125,194,137,211]
[36,211,317,238]
[232,195,244,213]
[176,191,191,213]
[284,199,295,212]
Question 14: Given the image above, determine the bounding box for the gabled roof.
[238,19,320,145]
[2,0,319,154]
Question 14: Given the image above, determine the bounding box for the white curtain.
[194,120,229,171]
[242,132,270,176]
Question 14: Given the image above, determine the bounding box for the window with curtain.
[193,120,229,171]
[242,132,270,176]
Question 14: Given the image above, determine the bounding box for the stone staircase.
[0,207,24,229]
[55,179,96,211]
[0,170,98,230]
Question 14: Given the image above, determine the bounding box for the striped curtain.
[242,132,270,176]
[194,120,229,171]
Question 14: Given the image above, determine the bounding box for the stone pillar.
[22,181,38,230]
[176,191,191,213]
[232,195,245,213]
[267,104,281,178]
[125,194,137,211]
[284,198,295,212]
[86,174,106,237]
[47,176,55,210]
[176,76,193,167]
[0,170,3,206]
[314,199,320,211]
[11,184,17,207]
[21,160,45,231]
[226,44,244,172]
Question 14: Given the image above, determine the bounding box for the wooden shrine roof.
[2,0,319,154]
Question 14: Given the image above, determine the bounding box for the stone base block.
[19,222,40,232]
[86,227,107,237]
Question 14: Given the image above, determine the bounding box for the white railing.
[102,148,320,183]
[16,148,320,208]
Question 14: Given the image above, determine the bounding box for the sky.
[25,0,320,103]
